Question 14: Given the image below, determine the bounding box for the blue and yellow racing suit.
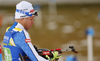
[3,22,49,61]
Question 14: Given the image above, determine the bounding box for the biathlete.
[3,1,61,61]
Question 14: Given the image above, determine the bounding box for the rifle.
[19,45,78,61]
[34,45,78,59]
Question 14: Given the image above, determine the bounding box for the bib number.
[4,47,12,61]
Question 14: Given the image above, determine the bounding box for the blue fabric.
[86,27,94,36]
[0,54,2,61]
[66,55,77,61]
[3,22,38,61]
[16,9,32,17]
[13,31,38,61]
[66,55,73,61]
[8,22,18,31]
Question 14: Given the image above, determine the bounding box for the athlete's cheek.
[31,20,34,24]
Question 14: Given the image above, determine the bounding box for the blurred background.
[0,0,100,61]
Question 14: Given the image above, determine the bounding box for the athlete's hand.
[52,51,62,61]
[46,51,62,61]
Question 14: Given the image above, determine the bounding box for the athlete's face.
[23,16,35,30]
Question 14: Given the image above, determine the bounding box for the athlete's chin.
[27,28,31,30]
[27,26,32,30]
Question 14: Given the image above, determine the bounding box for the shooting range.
[0,0,100,61]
